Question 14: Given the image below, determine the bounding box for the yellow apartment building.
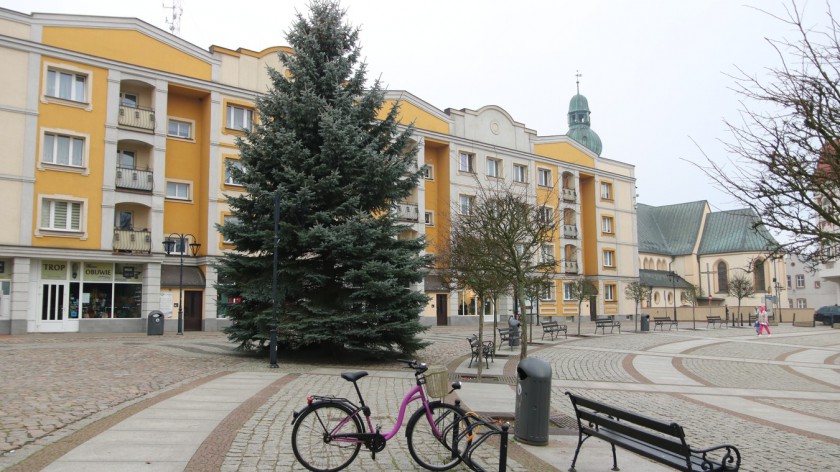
[0,8,639,334]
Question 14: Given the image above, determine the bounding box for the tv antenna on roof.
[163,0,183,35]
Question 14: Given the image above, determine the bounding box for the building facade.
[0,8,639,333]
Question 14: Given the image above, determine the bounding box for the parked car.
[814,305,840,325]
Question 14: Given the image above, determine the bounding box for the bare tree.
[570,277,599,335]
[441,179,558,359]
[729,273,756,327]
[696,1,840,265]
[683,283,699,330]
[624,281,651,332]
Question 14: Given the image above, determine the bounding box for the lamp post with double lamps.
[163,233,201,335]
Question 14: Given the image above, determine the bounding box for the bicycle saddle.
[341,371,368,382]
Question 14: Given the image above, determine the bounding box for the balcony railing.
[394,203,420,222]
[116,166,153,192]
[118,104,155,131]
[113,228,151,254]
[564,261,579,273]
[563,224,578,239]
[563,188,577,202]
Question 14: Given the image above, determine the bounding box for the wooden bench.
[541,321,568,340]
[566,392,741,472]
[594,316,620,334]
[467,335,493,368]
[497,328,511,350]
[706,315,725,329]
[653,316,679,331]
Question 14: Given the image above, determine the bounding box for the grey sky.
[2,0,828,211]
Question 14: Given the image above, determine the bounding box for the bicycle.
[291,359,471,472]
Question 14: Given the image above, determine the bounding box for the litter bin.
[640,313,650,332]
[514,357,551,445]
[147,310,164,335]
[508,316,521,347]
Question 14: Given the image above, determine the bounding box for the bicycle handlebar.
[397,359,427,373]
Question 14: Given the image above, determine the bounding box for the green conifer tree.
[216,0,430,355]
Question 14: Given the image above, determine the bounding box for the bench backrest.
[654,316,672,320]
[543,321,558,328]
[566,392,689,457]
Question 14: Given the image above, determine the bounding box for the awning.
[161,265,206,288]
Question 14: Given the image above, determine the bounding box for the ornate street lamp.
[163,233,201,335]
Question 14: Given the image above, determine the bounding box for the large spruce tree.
[216,0,430,355]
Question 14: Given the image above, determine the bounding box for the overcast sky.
[3,0,829,211]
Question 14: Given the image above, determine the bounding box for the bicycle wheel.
[405,401,471,471]
[291,401,364,472]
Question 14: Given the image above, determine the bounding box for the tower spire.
[575,70,582,95]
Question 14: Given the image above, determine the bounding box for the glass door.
[41,282,65,322]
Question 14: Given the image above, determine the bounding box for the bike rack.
[456,412,511,472]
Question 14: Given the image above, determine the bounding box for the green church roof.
[698,209,779,255]
[637,201,707,255]
[639,269,694,289]
[566,91,603,156]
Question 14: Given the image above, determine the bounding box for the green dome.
[566,92,603,156]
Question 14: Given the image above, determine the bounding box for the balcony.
[118,105,155,131]
[113,228,151,254]
[564,261,579,274]
[563,188,577,202]
[563,224,578,239]
[116,166,153,192]
[394,203,420,222]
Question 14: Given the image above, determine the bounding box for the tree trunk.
[519,293,529,359]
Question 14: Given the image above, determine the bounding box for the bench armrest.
[690,444,741,471]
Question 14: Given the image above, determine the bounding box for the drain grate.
[550,413,578,429]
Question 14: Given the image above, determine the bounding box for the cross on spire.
[575,70,582,94]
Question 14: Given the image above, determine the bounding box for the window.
[717,262,728,292]
[786,275,791,288]
[120,92,138,107]
[563,282,574,301]
[222,215,239,243]
[168,119,192,139]
[117,149,135,169]
[541,244,555,263]
[795,274,805,288]
[539,206,554,224]
[537,168,551,187]
[43,132,84,168]
[540,283,555,301]
[118,210,133,230]
[600,182,613,200]
[601,215,614,234]
[41,199,82,232]
[815,281,821,289]
[513,164,527,183]
[226,104,254,131]
[797,298,807,309]
[605,284,616,301]
[46,69,87,102]
[225,159,244,186]
[165,181,191,200]
[486,158,501,178]
[459,195,475,215]
[603,249,615,268]
[423,165,434,180]
[753,259,766,292]
[459,152,475,173]
[424,211,434,226]
[164,235,192,255]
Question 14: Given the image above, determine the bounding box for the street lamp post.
[163,233,200,335]
[669,270,678,320]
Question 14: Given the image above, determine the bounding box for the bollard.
[499,423,510,472]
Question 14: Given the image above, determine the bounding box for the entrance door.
[589,295,597,320]
[184,290,203,331]
[39,282,67,331]
[436,294,447,326]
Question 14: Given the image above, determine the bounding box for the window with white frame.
[797,298,807,308]
[459,152,475,173]
[226,104,254,131]
[786,275,791,288]
[601,215,614,234]
[117,149,136,169]
[600,181,613,200]
[222,215,240,243]
[604,284,616,301]
[164,235,193,255]
[459,195,475,215]
[513,164,527,183]
[168,119,192,139]
[486,157,501,178]
[42,132,84,168]
[424,211,434,226]
[539,206,554,224]
[795,274,805,288]
[120,92,138,107]
[165,181,191,200]
[537,168,551,187]
[563,282,574,301]
[225,158,244,186]
[540,283,555,301]
[423,165,434,180]
[603,249,615,267]
[46,68,87,102]
[541,243,555,263]
[40,199,82,232]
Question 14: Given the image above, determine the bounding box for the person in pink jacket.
[757,306,771,336]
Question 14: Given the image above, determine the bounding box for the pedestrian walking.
[757,306,771,336]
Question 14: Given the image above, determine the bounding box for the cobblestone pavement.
[1,322,839,471]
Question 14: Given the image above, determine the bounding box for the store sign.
[42,261,67,280]
[84,262,114,282]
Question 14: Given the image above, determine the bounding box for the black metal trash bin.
[508,316,521,347]
[514,357,551,445]
[640,313,650,332]
[147,310,164,335]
